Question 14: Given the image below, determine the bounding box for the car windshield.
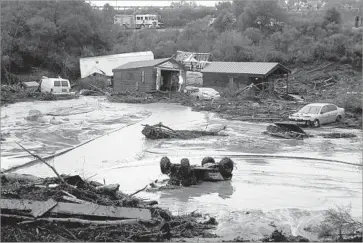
[298,105,321,114]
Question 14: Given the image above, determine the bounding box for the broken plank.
[1,214,145,226]
[1,198,58,218]
[32,199,58,218]
[62,196,91,204]
[50,202,152,220]
[1,199,152,220]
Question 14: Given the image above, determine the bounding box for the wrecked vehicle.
[160,157,234,187]
[288,103,345,128]
[263,122,310,140]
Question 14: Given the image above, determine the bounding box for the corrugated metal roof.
[113,58,169,70]
[201,62,290,76]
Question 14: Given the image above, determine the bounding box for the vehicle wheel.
[160,157,171,174]
[201,157,215,166]
[180,158,191,178]
[336,115,342,123]
[305,121,312,127]
[218,157,234,178]
[312,119,320,128]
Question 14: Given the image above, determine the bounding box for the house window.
[141,70,145,83]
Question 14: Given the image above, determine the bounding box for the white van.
[40,76,71,94]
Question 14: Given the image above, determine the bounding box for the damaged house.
[112,58,187,92]
[173,51,211,72]
[201,62,291,95]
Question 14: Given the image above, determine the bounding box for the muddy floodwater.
[1,96,362,241]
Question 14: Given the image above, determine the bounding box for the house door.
[160,70,179,91]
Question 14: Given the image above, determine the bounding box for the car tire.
[160,156,171,174]
[306,121,312,127]
[336,115,342,123]
[218,157,234,179]
[312,119,320,128]
[201,157,215,166]
[180,158,191,178]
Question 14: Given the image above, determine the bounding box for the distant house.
[173,51,211,72]
[201,62,291,94]
[112,58,186,93]
[79,51,154,78]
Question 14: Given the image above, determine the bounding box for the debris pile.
[141,123,227,140]
[318,132,357,139]
[1,173,218,242]
[1,84,78,106]
[263,122,311,140]
[261,230,309,242]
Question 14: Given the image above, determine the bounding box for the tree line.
[1,0,362,83]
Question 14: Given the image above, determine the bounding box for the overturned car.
[160,157,234,187]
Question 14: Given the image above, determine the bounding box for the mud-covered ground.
[1,96,362,241]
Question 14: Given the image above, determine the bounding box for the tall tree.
[237,0,287,33]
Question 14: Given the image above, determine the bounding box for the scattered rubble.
[1,84,78,106]
[263,122,311,140]
[262,230,309,242]
[318,133,357,139]
[141,123,227,140]
[0,172,218,242]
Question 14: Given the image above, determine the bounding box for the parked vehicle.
[40,77,71,95]
[184,86,220,100]
[114,14,164,29]
[288,103,345,127]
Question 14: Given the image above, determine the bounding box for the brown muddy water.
[1,96,362,241]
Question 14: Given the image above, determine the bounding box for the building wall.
[202,72,251,90]
[113,67,156,92]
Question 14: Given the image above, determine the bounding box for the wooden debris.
[141,122,227,140]
[95,184,120,194]
[32,199,58,218]
[318,132,357,139]
[1,214,143,226]
[263,122,309,140]
[1,199,152,220]
[62,196,91,204]
[15,142,66,184]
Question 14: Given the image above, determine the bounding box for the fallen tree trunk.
[141,123,227,140]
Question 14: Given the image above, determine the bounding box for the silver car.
[288,103,345,127]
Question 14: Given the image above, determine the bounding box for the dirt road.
[1,97,361,241]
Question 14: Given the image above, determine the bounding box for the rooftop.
[113,58,170,70]
[202,62,291,76]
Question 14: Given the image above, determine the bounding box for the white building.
[79,51,154,78]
